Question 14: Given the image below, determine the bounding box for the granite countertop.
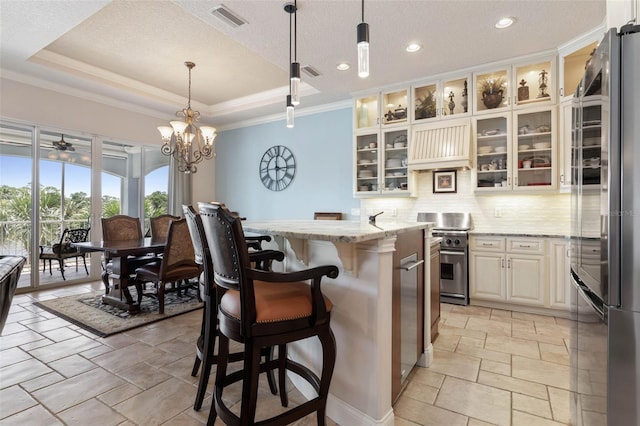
[470,230,569,238]
[243,220,433,244]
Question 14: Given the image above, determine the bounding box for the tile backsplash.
[360,169,570,235]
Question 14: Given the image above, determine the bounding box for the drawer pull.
[482,243,494,246]
[519,244,531,248]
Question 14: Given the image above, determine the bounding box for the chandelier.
[157,61,217,174]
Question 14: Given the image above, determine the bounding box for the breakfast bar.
[242,219,434,425]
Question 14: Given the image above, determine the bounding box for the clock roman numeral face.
[259,145,296,191]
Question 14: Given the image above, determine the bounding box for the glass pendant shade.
[170,120,188,136]
[357,22,370,78]
[286,95,295,128]
[157,126,173,143]
[199,126,217,145]
[290,62,301,105]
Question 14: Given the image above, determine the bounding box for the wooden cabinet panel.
[507,255,546,306]
[470,251,506,300]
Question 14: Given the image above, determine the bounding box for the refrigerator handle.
[571,271,605,320]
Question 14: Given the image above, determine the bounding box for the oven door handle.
[401,259,424,271]
[440,249,466,256]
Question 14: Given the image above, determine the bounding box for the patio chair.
[39,227,90,280]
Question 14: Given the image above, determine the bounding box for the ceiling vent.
[210,5,247,28]
[301,65,321,77]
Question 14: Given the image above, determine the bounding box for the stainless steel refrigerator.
[570,24,640,425]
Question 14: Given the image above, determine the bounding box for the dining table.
[73,237,165,312]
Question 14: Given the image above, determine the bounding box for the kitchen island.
[242,220,434,426]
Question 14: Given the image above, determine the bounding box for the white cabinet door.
[507,254,546,306]
[549,239,571,310]
[470,251,506,301]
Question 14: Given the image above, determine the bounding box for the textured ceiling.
[0,0,607,128]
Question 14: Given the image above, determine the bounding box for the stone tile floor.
[1,282,572,425]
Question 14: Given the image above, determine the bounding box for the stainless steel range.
[417,212,472,305]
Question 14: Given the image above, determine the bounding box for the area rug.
[34,288,203,337]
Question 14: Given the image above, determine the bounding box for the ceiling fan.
[53,134,75,151]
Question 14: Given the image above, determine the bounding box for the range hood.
[408,117,473,170]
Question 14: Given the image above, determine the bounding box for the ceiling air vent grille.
[210,5,247,28]
[302,65,321,77]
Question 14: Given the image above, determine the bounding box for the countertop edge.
[470,231,569,239]
[243,221,433,244]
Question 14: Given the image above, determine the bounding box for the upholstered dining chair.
[134,218,201,314]
[150,214,181,241]
[182,205,285,411]
[101,215,157,300]
[198,201,338,426]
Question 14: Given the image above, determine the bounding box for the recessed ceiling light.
[406,43,422,53]
[495,17,516,29]
[336,62,351,71]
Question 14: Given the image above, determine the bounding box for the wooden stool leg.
[209,333,230,426]
[316,326,337,426]
[278,344,288,407]
[239,342,261,425]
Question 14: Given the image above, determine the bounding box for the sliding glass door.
[0,121,170,291]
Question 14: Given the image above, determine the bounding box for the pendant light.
[357,0,370,78]
[286,95,295,128]
[285,1,301,106]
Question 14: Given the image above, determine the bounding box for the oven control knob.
[454,239,461,245]
[446,239,452,245]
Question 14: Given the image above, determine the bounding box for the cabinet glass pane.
[476,116,508,189]
[515,61,552,106]
[442,77,470,117]
[356,133,379,192]
[476,70,509,112]
[356,95,378,129]
[382,129,408,192]
[515,110,553,187]
[414,83,438,121]
[382,90,408,125]
[581,100,602,185]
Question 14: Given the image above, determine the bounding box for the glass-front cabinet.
[355,94,380,131]
[355,132,380,194]
[473,106,556,192]
[474,114,511,191]
[381,89,409,127]
[513,107,557,189]
[474,67,511,114]
[381,128,409,193]
[412,74,471,123]
[513,58,555,108]
[354,127,411,196]
[473,56,555,115]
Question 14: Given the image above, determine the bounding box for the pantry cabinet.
[470,236,547,307]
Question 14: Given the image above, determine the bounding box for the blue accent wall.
[214,107,358,220]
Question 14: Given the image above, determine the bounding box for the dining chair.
[150,214,181,241]
[182,205,285,411]
[101,215,157,300]
[38,227,90,280]
[198,201,338,426]
[134,218,202,314]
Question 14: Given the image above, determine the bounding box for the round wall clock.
[259,145,296,191]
